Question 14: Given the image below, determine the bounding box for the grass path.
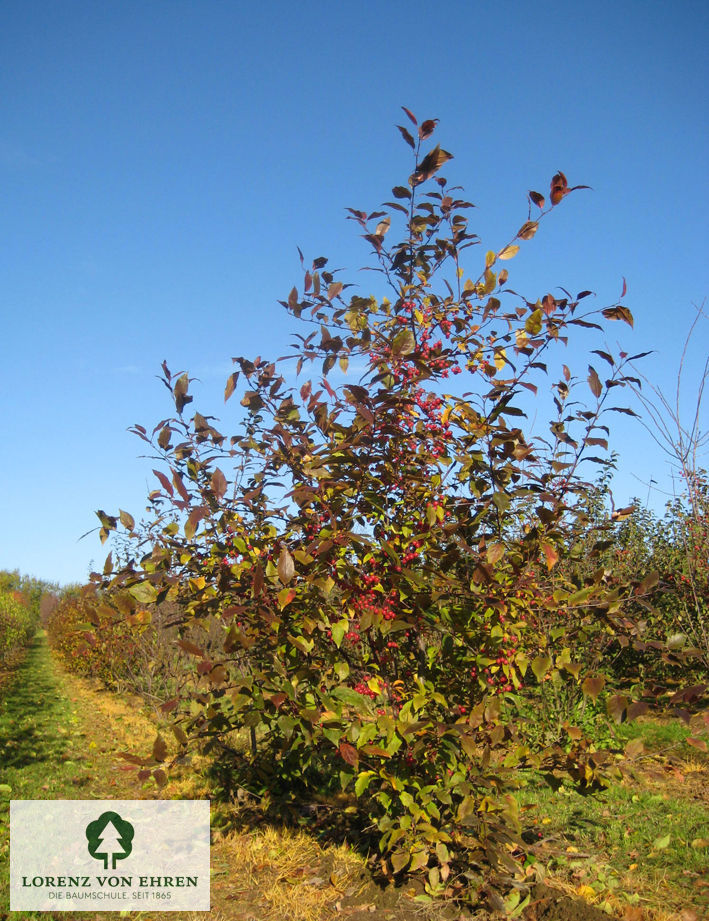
[0,637,410,921]
[0,632,159,917]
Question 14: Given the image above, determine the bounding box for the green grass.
[0,632,97,918]
[516,717,709,917]
[614,714,695,749]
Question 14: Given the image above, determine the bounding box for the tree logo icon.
[85,811,134,869]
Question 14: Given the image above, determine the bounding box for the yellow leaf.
[277,587,296,610]
[498,244,520,260]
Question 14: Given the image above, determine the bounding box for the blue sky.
[2,0,707,586]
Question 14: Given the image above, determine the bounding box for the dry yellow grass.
[211,825,371,921]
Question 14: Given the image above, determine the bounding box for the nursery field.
[1,632,707,921]
[3,117,709,921]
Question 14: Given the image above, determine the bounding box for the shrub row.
[46,589,191,703]
[0,590,36,659]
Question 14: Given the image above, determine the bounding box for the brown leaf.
[587,365,602,398]
[152,735,168,762]
[339,742,359,766]
[541,541,558,570]
[252,564,265,596]
[686,736,708,752]
[173,373,192,413]
[153,469,174,496]
[157,425,171,449]
[486,543,505,565]
[542,294,556,315]
[582,675,606,702]
[518,220,538,240]
[410,145,453,186]
[278,546,295,584]
[624,738,644,759]
[119,509,135,531]
[177,639,204,657]
[153,768,168,788]
[529,190,545,209]
[550,171,568,206]
[607,693,628,723]
[117,752,152,766]
[397,125,415,149]
[172,471,191,502]
[210,468,227,500]
[401,105,417,125]
[602,305,634,327]
[418,118,438,139]
[224,371,239,403]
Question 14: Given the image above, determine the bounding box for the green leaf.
[355,771,375,797]
[334,661,350,681]
[653,834,671,850]
[525,309,543,334]
[277,587,296,610]
[392,328,415,356]
[531,655,551,682]
[330,620,346,647]
[129,582,157,604]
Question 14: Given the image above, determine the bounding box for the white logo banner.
[10,800,210,911]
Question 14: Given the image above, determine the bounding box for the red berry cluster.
[353,676,378,699]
